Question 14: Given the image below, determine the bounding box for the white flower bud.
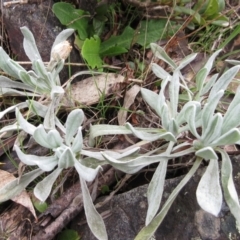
[51,41,72,62]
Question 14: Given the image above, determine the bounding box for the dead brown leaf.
[118,84,141,125]
[65,73,125,105]
[0,169,37,220]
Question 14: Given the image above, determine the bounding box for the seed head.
[51,41,72,61]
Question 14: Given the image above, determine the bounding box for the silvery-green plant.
[0,105,139,240]
[90,45,240,239]
[0,26,74,132]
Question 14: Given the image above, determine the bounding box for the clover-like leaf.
[80,177,108,240]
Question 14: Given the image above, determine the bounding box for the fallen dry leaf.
[118,84,141,125]
[0,169,37,220]
[65,73,125,105]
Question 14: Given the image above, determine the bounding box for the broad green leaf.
[195,147,218,160]
[52,3,88,40]
[0,168,43,203]
[100,26,134,56]
[32,197,48,213]
[34,167,62,202]
[174,6,201,24]
[202,0,219,17]
[33,125,63,149]
[136,20,173,47]
[82,35,102,69]
[134,158,202,240]
[99,46,127,57]
[57,229,80,240]
[65,109,84,146]
[20,26,42,62]
[80,177,108,240]
[146,160,168,225]
[196,159,222,216]
[220,149,240,230]
[14,145,58,171]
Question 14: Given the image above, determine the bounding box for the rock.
[2,0,83,83]
[70,156,240,240]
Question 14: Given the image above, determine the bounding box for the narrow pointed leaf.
[72,127,83,153]
[222,87,240,134]
[74,160,101,182]
[177,53,197,70]
[150,43,177,69]
[16,107,36,135]
[211,128,240,146]
[80,177,108,240]
[201,113,223,144]
[14,145,58,171]
[146,160,168,225]
[134,158,202,240]
[0,47,25,79]
[209,65,240,101]
[220,149,240,230]
[126,122,176,142]
[202,90,224,133]
[34,168,62,202]
[21,26,42,62]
